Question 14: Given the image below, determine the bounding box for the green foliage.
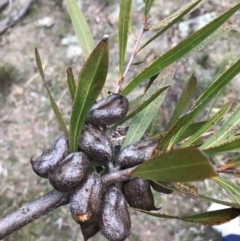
[35,0,240,230]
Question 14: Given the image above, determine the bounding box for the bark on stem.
[0,167,135,240]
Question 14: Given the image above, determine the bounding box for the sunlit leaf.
[139,0,204,52]
[130,147,216,182]
[167,74,197,129]
[182,103,231,148]
[181,23,233,61]
[119,0,132,77]
[66,0,95,60]
[69,36,109,152]
[66,67,76,102]
[203,138,240,155]
[35,49,68,136]
[123,64,176,147]
[212,177,240,204]
[201,104,240,149]
[122,3,240,96]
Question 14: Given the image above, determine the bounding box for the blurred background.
[1,0,240,240]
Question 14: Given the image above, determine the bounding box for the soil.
[0,0,240,241]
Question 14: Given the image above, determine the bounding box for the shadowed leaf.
[35,48,68,136]
[69,37,109,152]
[131,147,216,182]
[167,74,197,129]
[66,67,76,102]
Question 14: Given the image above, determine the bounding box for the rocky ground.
[1,0,240,240]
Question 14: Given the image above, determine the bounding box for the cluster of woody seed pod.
[30,92,172,241]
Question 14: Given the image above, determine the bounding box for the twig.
[115,21,147,94]
[214,166,240,175]
[0,0,35,34]
[0,190,70,240]
[0,166,136,240]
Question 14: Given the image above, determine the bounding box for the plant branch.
[214,166,240,174]
[0,167,135,240]
[116,21,147,94]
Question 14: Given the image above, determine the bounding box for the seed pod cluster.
[30,93,172,240]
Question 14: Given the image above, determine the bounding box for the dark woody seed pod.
[48,152,90,192]
[100,187,131,241]
[123,178,159,211]
[70,172,102,224]
[86,93,129,126]
[80,221,100,241]
[79,125,113,165]
[30,136,69,178]
[150,181,173,194]
[118,140,157,169]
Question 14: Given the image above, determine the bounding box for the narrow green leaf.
[201,104,240,149]
[132,50,153,65]
[167,74,197,129]
[183,208,240,225]
[113,86,169,128]
[198,194,240,209]
[130,147,216,182]
[138,0,204,52]
[147,109,163,135]
[171,182,198,201]
[135,208,240,225]
[159,58,240,149]
[193,58,240,109]
[176,121,208,142]
[151,0,203,30]
[181,23,233,61]
[66,0,95,60]
[151,121,207,142]
[212,177,240,205]
[123,64,176,147]
[122,3,240,96]
[35,49,68,136]
[157,179,240,209]
[119,0,132,77]
[69,37,109,152]
[133,209,181,220]
[66,67,76,102]
[182,103,232,148]
[203,138,240,155]
[144,0,155,17]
